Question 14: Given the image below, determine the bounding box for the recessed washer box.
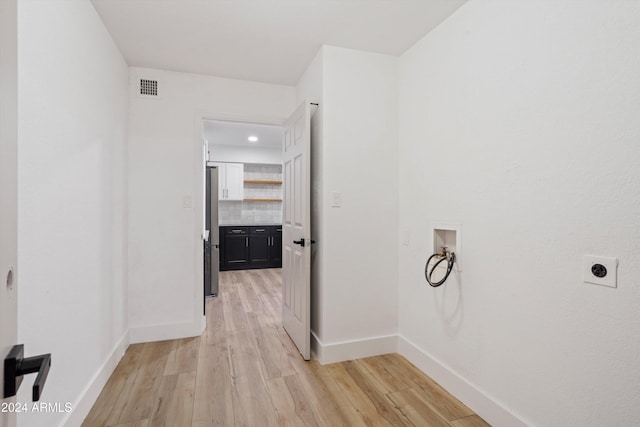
[431,222,461,272]
[583,255,618,288]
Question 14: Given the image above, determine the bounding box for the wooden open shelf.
[243,179,282,185]
[243,198,283,203]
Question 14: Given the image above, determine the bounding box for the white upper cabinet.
[224,163,244,200]
[212,162,244,201]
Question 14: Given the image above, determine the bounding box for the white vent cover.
[139,79,158,96]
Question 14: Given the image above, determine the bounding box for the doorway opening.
[201,119,285,311]
[195,101,312,361]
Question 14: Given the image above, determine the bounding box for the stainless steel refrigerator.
[204,165,219,297]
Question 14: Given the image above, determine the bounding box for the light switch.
[182,195,192,208]
[331,192,342,207]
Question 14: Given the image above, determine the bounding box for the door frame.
[0,0,19,425]
[192,111,286,327]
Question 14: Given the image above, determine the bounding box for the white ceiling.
[91,0,467,86]
[204,120,284,149]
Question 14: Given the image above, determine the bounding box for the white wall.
[296,46,399,363]
[128,67,294,342]
[17,1,129,426]
[397,1,640,426]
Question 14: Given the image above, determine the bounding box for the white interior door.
[0,0,19,425]
[282,101,311,360]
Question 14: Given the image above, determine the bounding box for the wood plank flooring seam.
[83,269,489,427]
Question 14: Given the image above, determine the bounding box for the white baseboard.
[397,335,529,427]
[311,332,397,365]
[129,319,204,344]
[61,331,130,427]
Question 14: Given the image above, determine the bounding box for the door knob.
[4,344,51,401]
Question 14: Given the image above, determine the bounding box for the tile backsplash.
[243,163,282,181]
[219,163,283,225]
[219,201,282,225]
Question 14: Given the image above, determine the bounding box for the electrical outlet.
[401,229,410,246]
[182,195,192,208]
[583,255,618,288]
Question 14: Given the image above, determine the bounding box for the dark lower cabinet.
[249,227,271,266]
[222,227,249,268]
[220,225,282,271]
[270,227,282,265]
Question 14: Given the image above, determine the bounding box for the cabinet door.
[225,163,244,200]
[249,227,270,266]
[210,162,226,200]
[250,234,270,265]
[223,235,249,266]
[270,226,282,267]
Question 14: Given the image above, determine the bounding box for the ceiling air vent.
[139,79,158,96]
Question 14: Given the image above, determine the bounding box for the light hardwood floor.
[83,268,490,427]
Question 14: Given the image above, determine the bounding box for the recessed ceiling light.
[248,136,258,142]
